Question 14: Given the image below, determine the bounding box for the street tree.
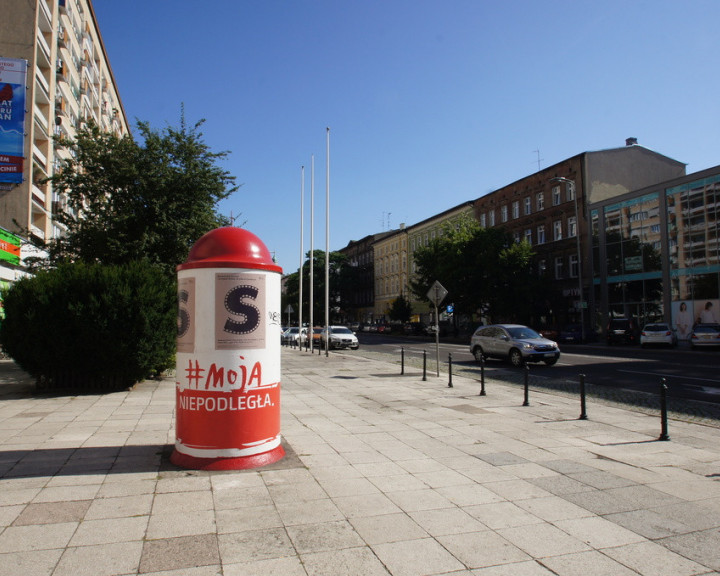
[39,115,236,275]
[411,216,542,324]
[388,294,413,324]
[283,250,349,325]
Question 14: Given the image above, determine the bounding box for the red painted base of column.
[170,445,285,470]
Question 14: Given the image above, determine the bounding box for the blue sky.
[92,0,719,274]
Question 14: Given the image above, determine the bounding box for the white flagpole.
[310,154,315,354]
[298,165,304,349]
[325,127,330,357]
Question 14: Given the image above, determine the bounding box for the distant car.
[403,322,426,335]
[640,323,677,348]
[606,318,639,345]
[537,326,560,341]
[689,324,720,349]
[320,326,359,350]
[281,327,302,345]
[469,324,560,367]
[558,323,595,344]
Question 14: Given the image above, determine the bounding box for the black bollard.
[448,353,453,388]
[659,378,670,441]
[422,350,427,381]
[401,347,405,375]
[523,364,530,406]
[579,373,588,420]
[479,355,486,396]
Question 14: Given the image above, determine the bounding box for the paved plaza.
[0,349,719,575]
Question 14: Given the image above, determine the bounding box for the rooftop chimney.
[626,137,638,146]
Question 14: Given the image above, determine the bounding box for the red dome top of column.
[178,227,282,273]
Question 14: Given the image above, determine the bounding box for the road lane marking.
[618,369,720,384]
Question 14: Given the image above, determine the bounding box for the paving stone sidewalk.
[0,351,719,575]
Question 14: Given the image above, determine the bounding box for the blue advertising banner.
[0,58,28,184]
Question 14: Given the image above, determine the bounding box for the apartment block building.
[591,163,720,341]
[473,140,685,331]
[338,231,392,322]
[0,0,128,284]
[337,140,687,331]
[373,227,408,322]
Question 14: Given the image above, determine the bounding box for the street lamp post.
[551,177,584,344]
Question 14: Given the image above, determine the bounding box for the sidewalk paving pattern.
[0,350,719,575]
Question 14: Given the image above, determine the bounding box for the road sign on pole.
[427,281,448,306]
[426,281,447,377]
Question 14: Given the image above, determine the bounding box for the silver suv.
[469,324,560,367]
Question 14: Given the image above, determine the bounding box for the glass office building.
[590,166,720,340]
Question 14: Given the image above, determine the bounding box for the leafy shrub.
[0,261,176,391]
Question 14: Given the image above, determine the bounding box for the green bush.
[0,261,176,391]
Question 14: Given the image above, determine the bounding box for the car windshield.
[694,325,720,333]
[332,327,353,334]
[507,327,541,339]
[644,325,669,332]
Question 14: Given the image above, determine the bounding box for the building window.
[537,224,545,244]
[479,213,486,227]
[566,182,576,202]
[553,220,563,241]
[524,229,532,245]
[513,231,520,243]
[569,254,579,278]
[501,205,508,222]
[524,197,531,215]
[536,192,544,211]
[554,257,564,279]
[568,215,577,238]
[538,259,546,277]
[512,201,519,219]
[552,186,561,206]
[489,210,495,226]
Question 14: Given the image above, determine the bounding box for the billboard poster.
[215,272,267,350]
[0,58,28,184]
[0,228,21,265]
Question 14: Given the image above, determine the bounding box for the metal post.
[401,347,405,375]
[659,378,670,441]
[448,353,453,388]
[479,355,486,396]
[422,350,427,382]
[523,364,530,406]
[579,373,587,420]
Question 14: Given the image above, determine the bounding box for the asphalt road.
[354,332,720,407]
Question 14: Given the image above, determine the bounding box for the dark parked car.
[606,318,639,345]
[403,322,426,335]
[559,323,597,344]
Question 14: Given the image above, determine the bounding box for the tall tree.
[411,216,541,324]
[283,250,349,324]
[39,115,236,274]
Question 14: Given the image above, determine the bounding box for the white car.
[281,327,303,345]
[320,326,359,350]
[640,323,677,348]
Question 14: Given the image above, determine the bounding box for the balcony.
[30,223,46,242]
[32,144,48,172]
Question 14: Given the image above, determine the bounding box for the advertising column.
[171,227,285,470]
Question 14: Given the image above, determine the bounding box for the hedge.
[0,261,176,391]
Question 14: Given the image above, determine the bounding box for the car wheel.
[509,348,524,367]
[544,357,558,366]
[472,347,486,362]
